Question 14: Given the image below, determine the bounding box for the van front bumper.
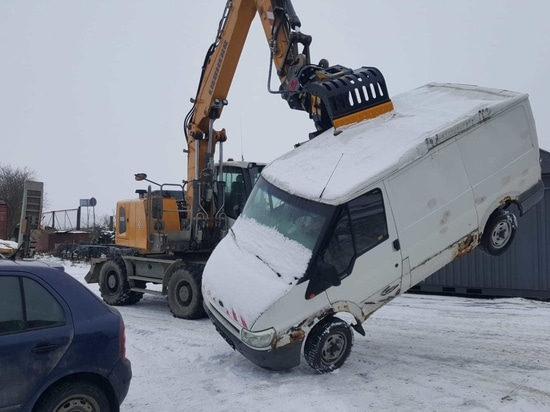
[204,301,302,371]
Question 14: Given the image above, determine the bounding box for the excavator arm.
[184,0,313,217]
[184,0,393,245]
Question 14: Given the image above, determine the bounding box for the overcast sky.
[1,1,549,218]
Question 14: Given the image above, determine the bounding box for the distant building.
[413,149,550,300]
[36,230,92,254]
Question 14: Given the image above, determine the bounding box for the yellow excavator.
[85,0,394,319]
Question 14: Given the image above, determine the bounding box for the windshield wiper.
[255,254,282,278]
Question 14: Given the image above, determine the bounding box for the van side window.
[349,188,388,254]
[323,188,388,278]
[323,209,355,274]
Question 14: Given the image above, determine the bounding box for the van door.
[385,140,477,286]
[324,186,402,308]
[456,105,538,220]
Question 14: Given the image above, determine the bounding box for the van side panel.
[457,102,541,226]
[386,140,477,286]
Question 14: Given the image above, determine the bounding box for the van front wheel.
[304,316,353,373]
[479,209,517,256]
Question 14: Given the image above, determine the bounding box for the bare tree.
[0,165,36,240]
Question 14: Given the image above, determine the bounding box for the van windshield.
[242,177,334,251]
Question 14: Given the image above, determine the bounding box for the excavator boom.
[185,0,312,217]
[185,0,393,243]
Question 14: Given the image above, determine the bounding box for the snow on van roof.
[262,83,528,204]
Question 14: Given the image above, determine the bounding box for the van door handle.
[392,239,400,251]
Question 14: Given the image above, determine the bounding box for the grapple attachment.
[300,65,394,133]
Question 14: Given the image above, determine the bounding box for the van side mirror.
[318,261,341,287]
[305,261,341,299]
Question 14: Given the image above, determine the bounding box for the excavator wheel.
[98,257,143,306]
[167,264,206,319]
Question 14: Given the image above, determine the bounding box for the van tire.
[479,209,517,256]
[167,265,206,319]
[98,258,143,305]
[304,316,353,373]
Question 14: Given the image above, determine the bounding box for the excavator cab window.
[222,168,246,220]
[247,164,263,186]
[152,197,163,220]
[222,164,266,219]
[118,206,126,235]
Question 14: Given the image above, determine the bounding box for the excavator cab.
[221,161,264,221]
[115,161,264,255]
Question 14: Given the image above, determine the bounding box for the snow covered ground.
[57,258,550,412]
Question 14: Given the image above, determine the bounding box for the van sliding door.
[385,140,477,287]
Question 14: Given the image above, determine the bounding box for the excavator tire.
[167,264,206,319]
[98,257,143,306]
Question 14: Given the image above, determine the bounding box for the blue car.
[0,260,131,412]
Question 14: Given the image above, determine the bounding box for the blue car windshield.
[242,177,334,251]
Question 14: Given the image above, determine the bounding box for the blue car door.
[0,274,73,411]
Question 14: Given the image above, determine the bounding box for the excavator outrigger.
[85,0,394,319]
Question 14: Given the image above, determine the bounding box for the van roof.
[262,83,529,204]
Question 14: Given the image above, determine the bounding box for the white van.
[202,83,544,373]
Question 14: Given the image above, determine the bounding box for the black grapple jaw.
[283,65,394,135]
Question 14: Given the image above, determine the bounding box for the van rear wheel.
[304,316,353,373]
[479,209,517,256]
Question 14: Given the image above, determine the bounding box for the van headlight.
[241,327,276,349]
